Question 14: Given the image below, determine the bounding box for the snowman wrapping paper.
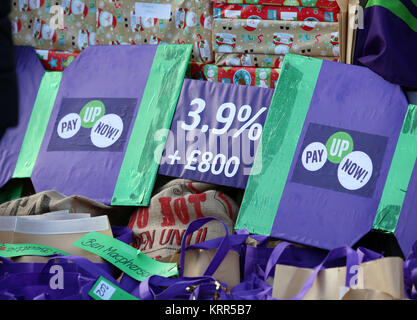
[94,0,214,62]
[209,0,339,8]
[213,18,339,57]
[10,0,97,52]
[188,63,281,89]
[214,53,339,68]
[213,3,340,22]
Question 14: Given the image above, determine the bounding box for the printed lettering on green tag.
[0,242,70,258]
[73,232,178,281]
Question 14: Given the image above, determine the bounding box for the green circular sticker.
[80,100,106,128]
[325,131,354,164]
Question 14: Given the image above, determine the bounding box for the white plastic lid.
[15,215,109,235]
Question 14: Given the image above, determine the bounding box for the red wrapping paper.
[211,0,339,9]
[213,3,340,21]
[36,50,80,71]
[187,62,280,89]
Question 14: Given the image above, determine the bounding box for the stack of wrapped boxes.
[10,0,214,69]
[188,0,341,88]
[9,0,342,88]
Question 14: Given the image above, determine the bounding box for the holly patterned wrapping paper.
[10,0,97,52]
[95,0,214,62]
[213,18,339,57]
[210,0,339,8]
[187,62,280,89]
[36,49,79,71]
[213,3,340,22]
[214,52,339,67]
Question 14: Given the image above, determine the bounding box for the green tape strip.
[235,54,322,235]
[89,276,139,300]
[73,232,178,282]
[0,180,24,204]
[373,104,417,232]
[366,0,417,33]
[111,44,192,206]
[0,242,70,258]
[13,71,62,178]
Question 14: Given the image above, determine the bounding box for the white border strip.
[0,216,17,231]
[15,215,109,234]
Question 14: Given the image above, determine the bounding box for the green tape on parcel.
[235,54,322,235]
[366,0,417,33]
[373,104,417,232]
[73,232,178,282]
[13,72,62,178]
[111,44,192,206]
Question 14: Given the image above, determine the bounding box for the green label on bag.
[89,276,139,300]
[0,243,70,257]
[73,232,178,281]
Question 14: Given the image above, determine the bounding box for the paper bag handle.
[179,217,230,278]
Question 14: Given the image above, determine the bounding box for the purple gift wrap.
[30,45,154,204]
[236,54,416,256]
[354,0,417,89]
[0,47,44,188]
[158,79,274,189]
[29,44,192,206]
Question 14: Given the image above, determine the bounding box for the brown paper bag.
[341,288,408,300]
[182,249,241,290]
[12,214,113,263]
[272,256,405,300]
[0,216,16,244]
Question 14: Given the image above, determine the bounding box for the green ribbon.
[373,104,417,232]
[111,44,192,206]
[235,54,322,235]
[366,0,417,33]
[13,72,62,178]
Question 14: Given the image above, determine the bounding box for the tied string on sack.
[0,225,133,300]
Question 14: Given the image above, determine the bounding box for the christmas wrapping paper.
[186,61,209,80]
[214,52,339,67]
[95,0,214,62]
[188,63,280,89]
[210,0,340,8]
[213,3,340,22]
[10,0,97,52]
[213,18,340,57]
[36,50,79,71]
